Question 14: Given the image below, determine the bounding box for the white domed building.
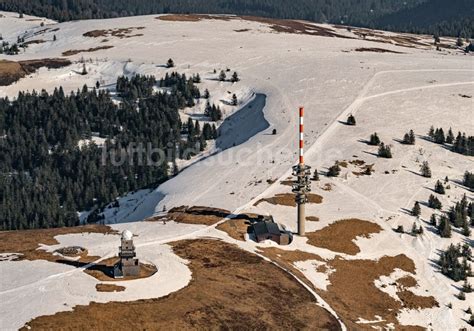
[113,229,140,278]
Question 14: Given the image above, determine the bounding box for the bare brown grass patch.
[22,239,340,330]
[306,216,320,222]
[78,257,157,281]
[216,217,250,241]
[96,284,125,292]
[319,254,434,329]
[83,27,145,38]
[62,46,114,56]
[148,206,231,226]
[0,225,117,262]
[156,14,231,22]
[306,219,382,255]
[354,47,404,54]
[0,58,71,86]
[254,193,323,207]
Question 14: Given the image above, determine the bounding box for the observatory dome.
[121,229,133,241]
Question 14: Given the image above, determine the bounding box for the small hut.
[252,218,293,245]
[113,230,140,278]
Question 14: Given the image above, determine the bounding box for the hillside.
[0,11,473,331]
[1,0,472,37]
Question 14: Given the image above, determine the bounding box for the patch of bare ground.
[397,275,417,288]
[321,183,333,191]
[306,216,320,222]
[395,276,437,310]
[349,159,365,166]
[22,239,340,331]
[62,46,114,56]
[70,257,157,281]
[320,255,436,330]
[54,246,86,257]
[216,218,250,241]
[352,164,374,176]
[257,247,431,329]
[83,27,145,38]
[306,219,382,255]
[258,247,324,292]
[95,284,125,292]
[241,16,352,38]
[148,205,231,226]
[156,14,231,22]
[254,193,323,207]
[0,58,71,86]
[354,47,404,54]
[0,225,117,262]
[352,28,429,50]
[157,14,350,39]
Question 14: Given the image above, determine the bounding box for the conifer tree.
[434,180,445,194]
[368,132,380,145]
[438,216,451,237]
[327,162,341,177]
[420,161,431,178]
[378,142,392,158]
[428,125,435,138]
[219,70,226,81]
[81,63,87,75]
[312,169,320,181]
[167,58,174,68]
[412,201,421,216]
[232,93,238,106]
[428,194,442,210]
[203,89,210,99]
[429,214,437,226]
[346,114,356,126]
[446,128,454,144]
[231,71,239,82]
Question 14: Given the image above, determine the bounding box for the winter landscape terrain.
[0,10,473,331]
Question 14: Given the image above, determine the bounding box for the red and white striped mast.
[293,107,311,236]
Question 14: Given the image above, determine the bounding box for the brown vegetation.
[320,254,433,330]
[23,239,340,330]
[258,246,432,329]
[397,275,417,288]
[216,218,250,241]
[306,219,382,255]
[157,14,349,38]
[254,193,323,207]
[95,284,125,292]
[79,257,157,281]
[0,225,117,262]
[0,58,71,86]
[83,27,145,38]
[322,183,333,191]
[62,46,114,56]
[306,216,320,222]
[148,206,231,226]
[354,47,404,54]
[156,14,231,22]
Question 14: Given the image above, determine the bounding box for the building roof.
[252,220,281,237]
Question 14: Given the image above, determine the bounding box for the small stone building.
[114,230,140,278]
[252,218,293,245]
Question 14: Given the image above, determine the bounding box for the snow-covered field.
[0,11,473,330]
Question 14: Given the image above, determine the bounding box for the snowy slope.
[0,11,473,330]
